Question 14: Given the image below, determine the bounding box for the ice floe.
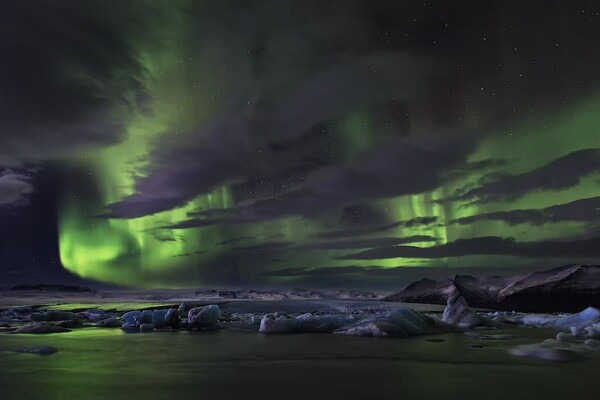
[334,308,454,338]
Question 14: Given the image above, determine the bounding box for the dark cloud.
[261,263,572,292]
[0,170,34,207]
[236,133,474,219]
[315,217,439,239]
[233,242,295,252]
[450,149,600,205]
[339,235,600,260]
[158,133,475,228]
[293,235,437,251]
[263,266,369,277]
[0,1,152,166]
[264,265,450,278]
[103,51,428,218]
[450,197,600,226]
[92,2,438,220]
[216,237,254,246]
[164,218,230,230]
[103,123,247,218]
[338,204,390,227]
[224,235,437,256]
[172,250,207,258]
[150,231,187,243]
[4,0,600,288]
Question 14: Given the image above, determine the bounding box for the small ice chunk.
[31,311,81,322]
[139,323,155,333]
[178,301,193,318]
[519,314,556,326]
[54,319,83,329]
[121,311,142,325]
[296,315,356,333]
[187,305,220,331]
[81,309,108,322]
[556,332,575,342]
[570,326,581,336]
[151,309,170,328]
[585,339,600,348]
[509,345,580,362]
[584,323,600,338]
[12,323,71,334]
[121,322,138,333]
[96,318,122,328]
[517,307,600,332]
[551,307,600,331]
[164,308,178,327]
[259,314,298,333]
[138,310,154,325]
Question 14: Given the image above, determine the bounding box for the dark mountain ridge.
[384,264,600,312]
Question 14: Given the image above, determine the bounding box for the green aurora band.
[56,3,600,288]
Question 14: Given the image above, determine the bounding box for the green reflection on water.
[1,328,599,400]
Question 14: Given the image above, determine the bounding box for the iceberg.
[259,313,355,334]
[517,307,600,332]
[30,311,81,322]
[187,304,220,331]
[442,290,487,328]
[334,308,454,338]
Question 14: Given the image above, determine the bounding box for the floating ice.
[259,314,298,333]
[509,345,581,362]
[121,322,138,333]
[259,313,356,333]
[81,309,108,322]
[139,323,155,333]
[551,307,600,330]
[30,311,81,322]
[95,317,122,328]
[12,323,71,334]
[517,307,600,331]
[187,304,220,331]
[509,333,600,362]
[334,308,454,338]
[121,311,142,325]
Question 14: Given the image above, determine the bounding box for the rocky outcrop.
[384,264,600,312]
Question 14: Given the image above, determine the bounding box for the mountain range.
[384,264,600,312]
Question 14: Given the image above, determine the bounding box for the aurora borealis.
[1,0,599,289]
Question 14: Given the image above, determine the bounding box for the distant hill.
[9,284,98,293]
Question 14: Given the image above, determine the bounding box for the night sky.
[1,0,599,289]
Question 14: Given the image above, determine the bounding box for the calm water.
[1,327,599,400]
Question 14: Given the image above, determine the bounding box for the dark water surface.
[1,327,599,400]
